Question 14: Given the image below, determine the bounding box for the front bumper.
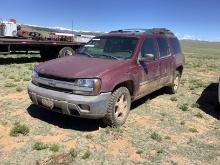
[28,83,111,119]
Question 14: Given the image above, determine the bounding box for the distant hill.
[181,39,220,45]
[20,24,220,44]
[20,24,104,38]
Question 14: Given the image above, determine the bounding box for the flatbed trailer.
[0,37,85,60]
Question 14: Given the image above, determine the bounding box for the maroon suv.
[28,28,185,126]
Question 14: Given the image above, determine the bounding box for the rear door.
[136,37,160,98]
[156,37,174,86]
[169,37,185,67]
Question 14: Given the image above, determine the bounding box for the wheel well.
[176,66,183,75]
[113,81,134,96]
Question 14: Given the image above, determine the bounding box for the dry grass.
[0,41,219,164]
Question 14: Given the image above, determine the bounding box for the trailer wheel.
[58,47,75,58]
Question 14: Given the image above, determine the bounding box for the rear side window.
[141,38,157,59]
[156,38,170,57]
[170,38,182,55]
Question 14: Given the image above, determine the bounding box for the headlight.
[73,79,101,95]
[32,70,39,85]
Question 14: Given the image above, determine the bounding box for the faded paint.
[34,30,185,99]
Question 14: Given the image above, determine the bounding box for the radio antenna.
[71,19,74,40]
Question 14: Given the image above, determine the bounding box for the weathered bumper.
[27,83,111,119]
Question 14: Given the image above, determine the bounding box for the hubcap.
[114,94,128,120]
[174,76,179,91]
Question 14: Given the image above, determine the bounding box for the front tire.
[103,87,131,127]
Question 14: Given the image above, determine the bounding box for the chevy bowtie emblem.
[48,80,56,87]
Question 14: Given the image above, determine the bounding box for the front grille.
[38,73,76,83]
[38,83,73,94]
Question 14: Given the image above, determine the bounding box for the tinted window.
[156,38,170,57]
[141,38,157,59]
[170,38,182,54]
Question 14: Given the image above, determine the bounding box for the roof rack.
[148,28,174,35]
[109,29,148,33]
[109,28,174,36]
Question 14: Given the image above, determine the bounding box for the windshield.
[77,36,138,60]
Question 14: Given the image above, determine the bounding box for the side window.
[156,38,170,58]
[141,38,157,59]
[170,38,182,55]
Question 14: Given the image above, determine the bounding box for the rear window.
[170,38,182,55]
[156,38,170,57]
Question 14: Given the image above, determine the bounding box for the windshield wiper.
[79,52,94,58]
[98,54,120,60]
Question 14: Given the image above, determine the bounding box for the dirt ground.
[0,41,219,165]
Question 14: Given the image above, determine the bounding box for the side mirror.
[139,53,155,61]
[144,53,155,60]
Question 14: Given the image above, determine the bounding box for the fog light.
[78,104,90,111]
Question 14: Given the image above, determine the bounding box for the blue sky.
[0,0,219,41]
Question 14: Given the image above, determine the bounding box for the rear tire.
[103,87,131,127]
[166,71,181,94]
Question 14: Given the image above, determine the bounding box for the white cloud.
[175,33,202,41]
[175,32,181,37]
[53,26,73,31]
[181,34,201,41]
[21,24,93,33]
[182,34,195,40]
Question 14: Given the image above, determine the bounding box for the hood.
[35,55,127,79]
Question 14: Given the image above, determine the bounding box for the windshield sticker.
[92,38,101,41]
[85,45,95,47]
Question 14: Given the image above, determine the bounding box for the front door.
[136,37,160,99]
